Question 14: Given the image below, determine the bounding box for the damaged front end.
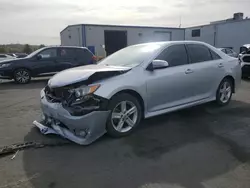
[33,65,131,145]
[33,84,110,145]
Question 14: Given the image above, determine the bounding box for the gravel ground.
[0,78,250,188]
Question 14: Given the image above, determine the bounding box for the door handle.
[218,63,224,68]
[185,69,193,74]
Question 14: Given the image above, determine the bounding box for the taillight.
[92,56,97,61]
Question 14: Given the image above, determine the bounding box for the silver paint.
[36,41,241,144]
[34,90,110,145]
[48,64,131,88]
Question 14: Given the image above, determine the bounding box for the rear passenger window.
[186,44,212,63]
[58,48,75,57]
[38,48,57,58]
[156,44,188,67]
[210,49,221,60]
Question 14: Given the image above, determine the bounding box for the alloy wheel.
[15,70,30,83]
[219,81,232,103]
[111,101,138,133]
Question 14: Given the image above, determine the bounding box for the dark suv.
[0,46,96,84]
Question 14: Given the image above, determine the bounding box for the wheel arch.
[223,75,235,93]
[110,89,145,118]
[13,67,32,77]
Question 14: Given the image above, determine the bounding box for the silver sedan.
[34,41,241,145]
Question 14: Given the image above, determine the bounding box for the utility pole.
[179,16,182,28]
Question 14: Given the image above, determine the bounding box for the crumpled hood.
[48,64,131,88]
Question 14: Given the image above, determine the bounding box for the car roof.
[42,46,88,50]
[243,44,250,49]
[133,40,214,47]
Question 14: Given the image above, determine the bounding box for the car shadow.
[22,100,250,188]
[0,79,49,90]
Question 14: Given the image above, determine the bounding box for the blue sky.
[0,0,249,45]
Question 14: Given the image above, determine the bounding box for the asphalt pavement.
[0,79,250,188]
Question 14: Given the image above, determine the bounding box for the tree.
[23,44,32,54]
[39,44,45,49]
[0,46,6,53]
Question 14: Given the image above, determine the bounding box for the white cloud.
[0,0,249,44]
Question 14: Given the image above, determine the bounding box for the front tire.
[106,93,142,137]
[216,78,233,106]
[14,68,31,84]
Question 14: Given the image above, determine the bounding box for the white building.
[185,13,250,53]
[60,13,250,56]
[60,24,185,56]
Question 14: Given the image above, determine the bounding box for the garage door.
[153,31,171,42]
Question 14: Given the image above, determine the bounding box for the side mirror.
[36,54,42,60]
[147,60,169,71]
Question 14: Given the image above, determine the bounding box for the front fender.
[93,67,147,104]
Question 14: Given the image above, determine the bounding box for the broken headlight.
[72,84,100,98]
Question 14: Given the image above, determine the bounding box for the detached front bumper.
[33,89,110,145]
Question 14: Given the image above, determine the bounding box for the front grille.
[53,87,71,99]
[45,85,72,103]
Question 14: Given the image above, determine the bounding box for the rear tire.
[106,93,142,137]
[216,78,233,106]
[13,68,31,84]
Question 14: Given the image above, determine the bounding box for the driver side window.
[38,49,57,59]
[156,44,188,67]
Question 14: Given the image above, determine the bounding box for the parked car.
[7,53,17,58]
[33,41,241,145]
[0,54,15,61]
[0,46,96,84]
[7,53,27,58]
[217,48,238,58]
[239,44,250,78]
[15,53,28,58]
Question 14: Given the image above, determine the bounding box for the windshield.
[26,48,45,58]
[98,43,163,67]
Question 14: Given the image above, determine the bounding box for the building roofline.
[60,17,250,33]
[60,23,184,33]
[60,24,82,34]
[186,17,250,29]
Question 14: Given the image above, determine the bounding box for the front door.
[31,48,57,75]
[146,44,195,112]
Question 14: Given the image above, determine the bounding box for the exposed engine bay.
[44,85,108,116]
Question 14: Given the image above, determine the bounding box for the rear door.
[55,48,94,72]
[185,44,224,99]
[55,48,76,72]
[31,48,57,75]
